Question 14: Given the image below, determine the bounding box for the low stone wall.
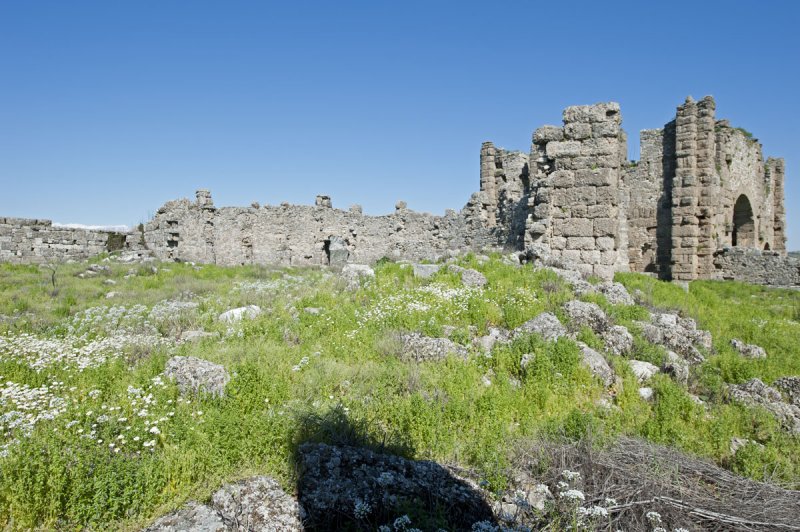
[714,248,800,286]
[142,191,502,267]
[0,217,141,264]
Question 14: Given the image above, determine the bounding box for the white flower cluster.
[355,283,483,329]
[0,332,167,373]
[0,380,68,457]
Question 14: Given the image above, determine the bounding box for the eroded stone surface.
[513,313,567,342]
[728,379,800,434]
[218,305,262,323]
[164,356,230,398]
[731,338,767,359]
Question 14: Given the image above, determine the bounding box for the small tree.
[40,261,60,296]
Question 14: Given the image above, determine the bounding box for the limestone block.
[564,122,592,140]
[560,219,594,237]
[550,170,575,188]
[596,236,615,251]
[580,250,601,264]
[546,141,582,158]
[533,125,564,143]
[563,102,620,124]
[593,218,617,237]
[575,168,616,187]
[566,237,596,250]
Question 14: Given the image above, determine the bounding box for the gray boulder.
[774,376,800,407]
[180,330,216,343]
[602,325,633,356]
[513,312,567,342]
[412,263,442,278]
[164,356,230,398]
[448,265,487,288]
[730,338,767,359]
[578,343,615,387]
[728,379,800,434]
[598,282,634,306]
[212,476,306,531]
[144,477,304,532]
[563,300,609,333]
[663,350,689,386]
[474,327,511,353]
[395,332,468,362]
[629,360,660,382]
[326,236,350,268]
[341,264,374,290]
[218,305,262,323]
[637,312,711,364]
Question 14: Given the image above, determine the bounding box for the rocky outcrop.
[774,376,800,407]
[563,300,609,333]
[629,360,659,382]
[728,378,800,434]
[578,343,615,387]
[448,264,488,287]
[296,443,494,530]
[730,338,767,359]
[512,312,567,342]
[394,332,468,362]
[341,263,374,290]
[601,325,633,356]
[144,476,304,532]
[637,312,711,364]
[164,356,230,398]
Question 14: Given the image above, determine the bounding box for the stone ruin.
[1,96,796,285]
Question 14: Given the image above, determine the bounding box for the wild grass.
[0,258,798,529]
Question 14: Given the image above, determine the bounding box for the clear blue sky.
[1,1,798,249]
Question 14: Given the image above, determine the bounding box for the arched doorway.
[764,242,771,251]
[732,195,755,247]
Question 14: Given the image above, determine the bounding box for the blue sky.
[1,1,798,249]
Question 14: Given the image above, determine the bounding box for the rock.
[180,330,216,343]
[637,312,710,364]
[448,265,487,287]
[598,282,634,305]
[520,353,535,370]
[663,350,689,386]
[144,477,303,532]
[104,279,117,285]
[629,360,660,382]
[474,327,511,353]
[730,437,763,455]
[341,264,374,290]
[211,476,305,531]
[513,312,567,342]
[728,379,800,434]
[639,387,655,401]
[412,263,441,278]
[731,338,767,359]
[218,305,262,323]
[602,325,633,356]
[105,291,117,299]
[297,443,493,530]
[164,356,230,398]
[144,501,225,532]
[774,377,800,407]
[578,343,615,387]
[563,300,609,333]
[395,332,468,362]
[303,307,321,315]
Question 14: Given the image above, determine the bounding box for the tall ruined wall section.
[0,217,141,264]
[144,191,498,267]
[624,124,675,275]
[475,143,530,248]
[524,103,627,279]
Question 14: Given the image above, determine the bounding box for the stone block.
[581,138,618,156]
[563,102,620,124]
[560,219,594,237]
[533,125,564,143]
[566,237,596,250]
[580,250,601,264]
[565,186,596,205]
[593,264,616,280]
[546,141,582,158]
[563,249,581,262]
[550,170,575,188]
[596,187,617,205]
[594,218,617,237]
[586,205,615,218]
[564,123,592,140]
[596,236,615,251]
[575,168,616,186]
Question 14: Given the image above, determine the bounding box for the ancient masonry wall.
[1,96,793,286]
[0,217,141,264]
[523,102,628,279]
[143,191,498,267]
[714,248,800,286]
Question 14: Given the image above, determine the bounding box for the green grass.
[0,258,798,529]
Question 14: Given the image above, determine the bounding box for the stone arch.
[732,194,755,248]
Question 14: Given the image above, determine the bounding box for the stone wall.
[714,248,800,286]
[524,102,628,279]
[0,217,141,264]
[142,191,500,267]
[1,96,792,286]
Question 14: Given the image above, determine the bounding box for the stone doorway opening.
[732,194,755,247]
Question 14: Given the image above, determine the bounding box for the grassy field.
[0,256,798,529]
